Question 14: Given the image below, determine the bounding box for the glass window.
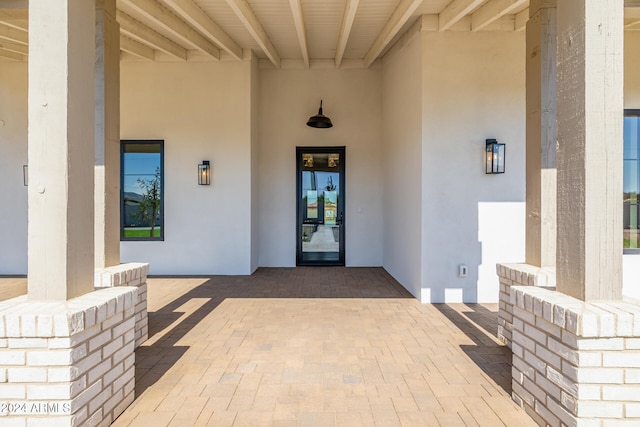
[121,140,164,241]
[625,112,640,251]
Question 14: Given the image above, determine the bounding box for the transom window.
[120,140,164,241]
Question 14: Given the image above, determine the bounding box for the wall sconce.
[198,160,211,185]
[306,100,333,128]
[485,139,505,174]
[23,165,28,186]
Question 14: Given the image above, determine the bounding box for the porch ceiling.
[1,0,640,67]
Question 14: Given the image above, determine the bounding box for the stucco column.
[95,0,121,268]
[28,0,96,300]
[525,0,556,268]
[556,0,623,301]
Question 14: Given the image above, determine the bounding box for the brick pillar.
[556,0,623,301]
[28,0,96,300]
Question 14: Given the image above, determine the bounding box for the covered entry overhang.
[1,0,640,424]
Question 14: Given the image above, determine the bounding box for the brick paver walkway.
[0,268,536,426]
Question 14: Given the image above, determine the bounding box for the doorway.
[296,147,345,266]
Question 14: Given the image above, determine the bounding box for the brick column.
[556,0,623,301]
[28,0,96,300]
[95,0,121,268]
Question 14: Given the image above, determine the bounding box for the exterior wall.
[120,59,255,275]
[421,28,526,303]
[381,24,423,298]
[250,54,260,273]
[257,62,384,267]
[0,62,28,275]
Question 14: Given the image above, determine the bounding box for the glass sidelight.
[296,147,345,265]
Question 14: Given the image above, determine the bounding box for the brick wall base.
[500,263,640,426]
[95,263,149,348]
[0,263,149,426]
[497,263,555,348]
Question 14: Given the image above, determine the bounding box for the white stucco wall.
[421,30,526,303]
[250,55,260,273]
[381,25,423,298]
[120,59,255,275]
[0,62,28,274]
[257,63,384,267]
[381,23,526,302]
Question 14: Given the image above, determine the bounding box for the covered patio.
[0,268,535,426]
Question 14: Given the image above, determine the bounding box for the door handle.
[336,212,344,224]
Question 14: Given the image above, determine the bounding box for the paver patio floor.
[1,268,536,426]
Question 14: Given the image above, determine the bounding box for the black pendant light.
[306,100,333,128]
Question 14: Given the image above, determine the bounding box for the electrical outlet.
[458,264,468,278]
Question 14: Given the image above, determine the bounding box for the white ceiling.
[1,0,640,67]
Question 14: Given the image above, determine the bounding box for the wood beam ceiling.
[289,0,309,68]
[117,10,188,60]
[335,0,360,68]
[515,7,528,31]
[0,23,27,45]
[225,0,281,67]
[0,38,27,55]
[364,0,423,67]
[0,48,23,61]
[471,0,527,32]
[121,0,220,59]
[438,0,486,32]
[120,35,155,60]
[162,0,243,60]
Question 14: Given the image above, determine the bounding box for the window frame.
[120,140,165,242]
[624,110,640,254]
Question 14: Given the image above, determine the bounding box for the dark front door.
[296,147,346,266]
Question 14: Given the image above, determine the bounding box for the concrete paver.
[0,268,536,426]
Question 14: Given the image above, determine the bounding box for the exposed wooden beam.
[225,0,281,67]
[471,0,527,32]
[121,0,220,59]
[0,19,27,31]
[0,23,27,45]
[438,0,485,32]
[289,0,309,68]
[0,48,23,61]
[515,7,528,31]
[335,0,360,68]
[0,9,28,21]
[0,38,27,55]
[364,0,423,67]
[626,19,640,29]
[162,0,243,60]
[120,35,155,60]
[116,10,188,60]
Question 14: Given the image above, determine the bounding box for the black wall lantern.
[485,139,505,174]
[198,160,211,185]
[306,100,333,128]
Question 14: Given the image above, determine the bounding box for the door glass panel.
[298,150,344,265]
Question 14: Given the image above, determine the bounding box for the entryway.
[296,147,346,266]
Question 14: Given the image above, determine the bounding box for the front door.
[296,147,345,266]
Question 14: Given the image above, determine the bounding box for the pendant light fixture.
[306,100,333,128]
